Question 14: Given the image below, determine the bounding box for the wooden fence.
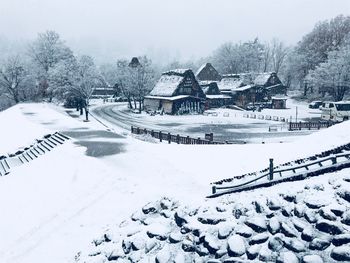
[288,121,335,131]
[208,142,350,198]
[131,126,231,145]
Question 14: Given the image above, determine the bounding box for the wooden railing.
[288,121,335,131]
[208,143,350,197]
[131,126,232,145]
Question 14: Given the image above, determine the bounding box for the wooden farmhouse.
[199,81,233,109]
[196,63,222,81]
[144,69,206,114]
[216,72,286,108]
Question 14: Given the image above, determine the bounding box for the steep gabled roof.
[149,69,191,97]
[196,63,222,81]
[253,72,274,86]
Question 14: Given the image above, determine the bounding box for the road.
[91,103,314,144]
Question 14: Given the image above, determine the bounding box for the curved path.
[91,103,314,144]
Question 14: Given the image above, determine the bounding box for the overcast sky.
[0,0,349,64]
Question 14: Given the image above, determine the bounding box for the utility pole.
[295,106,298,122]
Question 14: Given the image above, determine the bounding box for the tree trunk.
[127,96,133,109]
[138,98,142,113]
[85,107,89,121]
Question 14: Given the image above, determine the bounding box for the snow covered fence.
[288,121,335,131]
[0,132,70,177]
[131,126,232,145]
[243,113,288,122]
[209,143,350,197]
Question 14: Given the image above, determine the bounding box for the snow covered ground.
[0,102,348,263]
[91,98,320,144]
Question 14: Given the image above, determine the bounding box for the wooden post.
[168,133,171,144]
[176,134,180,144]
[159,131,162,142]
[299,121,302,130]
[131,126,134,133]
[197,138,201,144]
[186,136,190,144]
[136,127,140,134]
[151,130,154,137]
[269,158,274,181]
[331,157,337,165]
[212,185,217,194]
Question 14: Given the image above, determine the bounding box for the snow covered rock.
[245,216,267,233]
[309,238,331,250]
[329,204,346,217]
[341,211,350,225]
[146,223,171,240]
[304,197,327,209]
[235,224,253,238]
[246,244,261,260]
[227,234,246,257]
[174,210,189,227]
[332,234,350,247]
[249,233,269,245]
[337,189,350,203]
[304,210,317,223]
[281,222,298,237]
[203,234,220,253]
[291,217,309,232]
[330,245,350,261]
[301,227,315,242]
[267,197,282,210]
[155,245,172,263]
[276,251,299,263]
[302,254,323,263]
[294,204,306,217]
[197,214,225,225]
[319,207,337,221]
[218,223,234,239]
[142,202,158,214]
[315,219,344,235]
[268,216,281,234]
[268,234,285,252]
[284,237,306,253]
[168,231,183,244]
[259,246,277,262]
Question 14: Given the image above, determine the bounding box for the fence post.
[212,185,217,194]
[176,134,180,144]
[269,158,274,181]
[331,157,337,165]
[131,126,134,133]
[308,122,311,130]
[168,133,171,144]
[159,131,162,142]
[151,130,154,137]
[186,136,190,144]
[299,122,302,130]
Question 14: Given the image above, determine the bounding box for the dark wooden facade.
[196,63,222,81]
[144,69,206,114]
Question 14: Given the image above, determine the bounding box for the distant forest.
[1,14,350,111]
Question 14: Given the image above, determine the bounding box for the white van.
[321,101,350,122]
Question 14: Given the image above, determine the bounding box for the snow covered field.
[0,102,349,263]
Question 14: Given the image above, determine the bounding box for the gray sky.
[0,0,349,64]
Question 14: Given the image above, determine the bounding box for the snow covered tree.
[307,43,350,101]
[28,30,74,100]
[0,55,37,103]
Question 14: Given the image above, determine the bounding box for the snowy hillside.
[0,103,349,263]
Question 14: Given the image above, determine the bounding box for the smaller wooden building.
[271,96,287,109]
[196,63,222,81]
[144,69,206,114]
[199,81,233,109]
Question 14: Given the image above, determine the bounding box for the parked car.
[321,101,350,122]
[309,101,322,109]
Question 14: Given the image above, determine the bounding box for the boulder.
[319,207,337,221]
[197,214,225,225]
[309,238,331,250]
[304,210,317,223]
[315,220,344,235]
[227,235,246,257]
[281,222,298,237]
[268,234,284,252]
[305,197,327,209]
[155,245,172,263]
[174,210,188,227]
[302,255,323,263]
[259,247,277,262]
[276,251,299,263]
[330,245,350,261]
[236,224,253,238]
[195,245,209,256]
[267,198,282,210]
[182,239,196,252]
[249,233,269,245]
[332,234,350,247]
[218,224,234,239]
[168,231,183,244]
[268,216,281,234]
[145,239,160,253]
[222,258,245,263]
[341,211,350,226]
[142,202,158,214]
[146,224,170,240]
[284,237,306,253]
[246,244,261,260]
[204,234,220,254]
[292,218,309,232]
[337,189,350,203]
[245,216,267,233]
[329,204,346,217]
[301,228,314,242]
[294,204,306,217]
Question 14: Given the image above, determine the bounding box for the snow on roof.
[217,77,245,91]
[235,85,253,91]
[254,72,274,86]
[144,95,194,101]
[206,94,232,99]
[195,63,208,77]
[149,73,184,97]
[162,69,190,75]
[271,96,288,100]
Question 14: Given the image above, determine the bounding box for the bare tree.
[0,55,36,103]
[28,30,73,100]
[270,39,289,74]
